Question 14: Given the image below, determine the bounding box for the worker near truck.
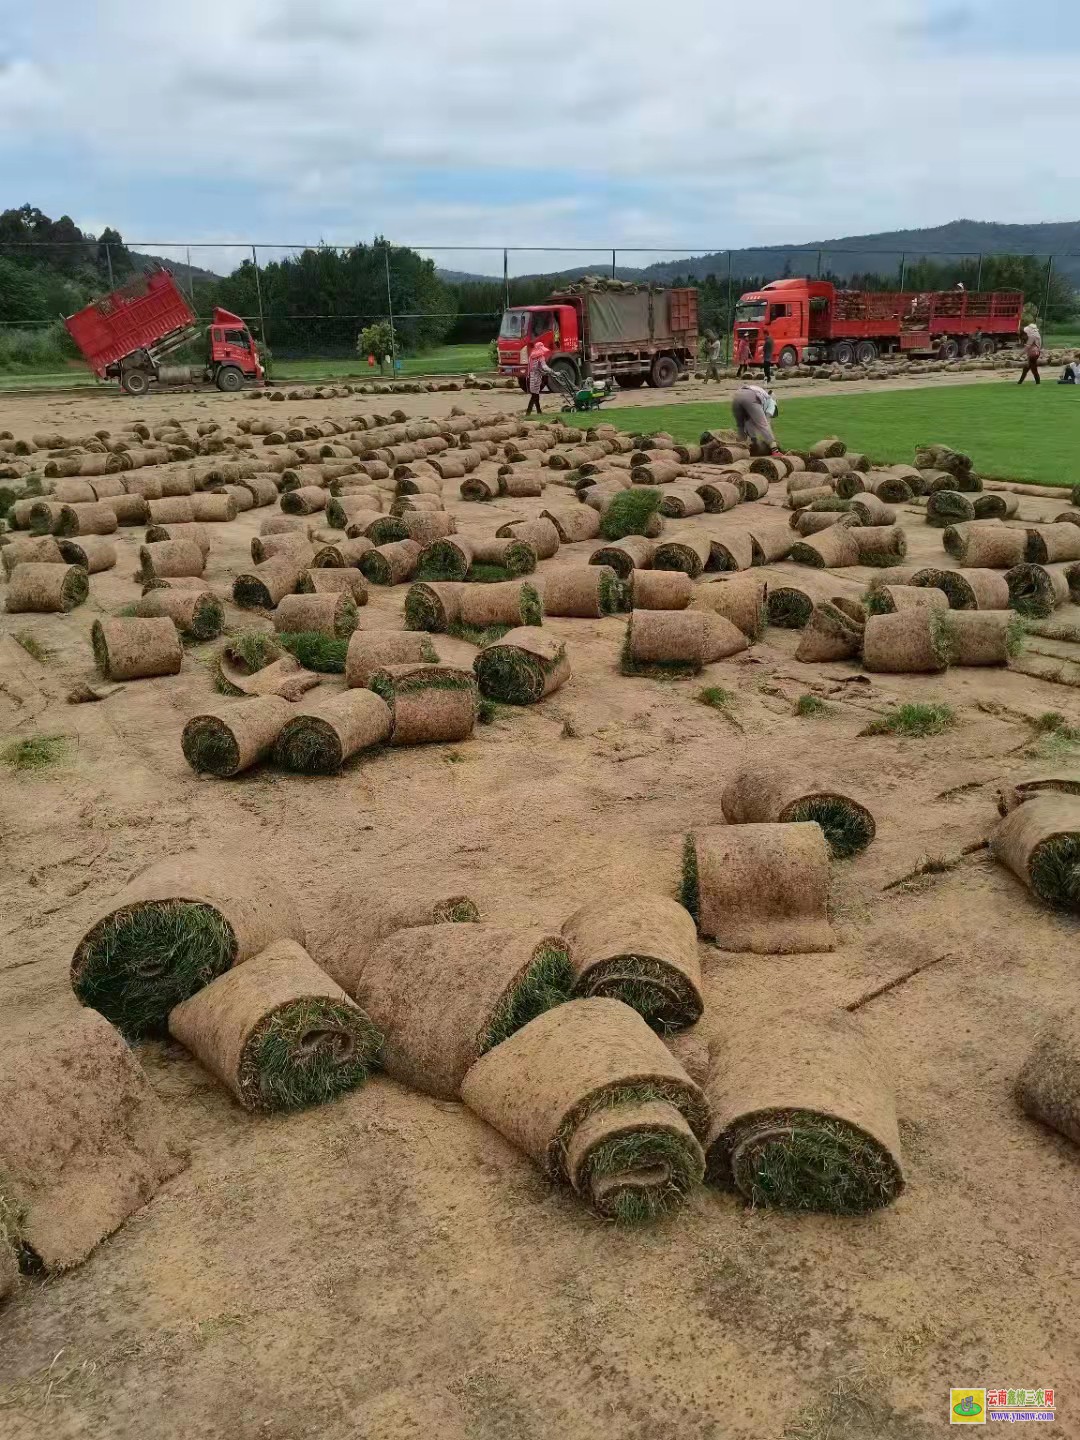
[1018,323,1042,385]
[734,332,752,378]
[703,332,723,382]
[525,341,552,415]
[731,384,781,456]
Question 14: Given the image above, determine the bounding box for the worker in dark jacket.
[762,333,775,383]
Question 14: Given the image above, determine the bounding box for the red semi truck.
[732,278,1025,368]
[65,268,264,395]
[497,285,698,390]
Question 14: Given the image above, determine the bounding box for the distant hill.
[130,251,221,286]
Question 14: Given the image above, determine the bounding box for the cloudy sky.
[1,0,1077,274]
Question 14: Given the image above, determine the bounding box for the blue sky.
[1,0,1077,276]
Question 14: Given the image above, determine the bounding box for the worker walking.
[525,341,551,415]
[762,334,775,383]
[735,332,751,378]
[1018,323,1042,385]
[731,384,781,456]
[703,332,723,383]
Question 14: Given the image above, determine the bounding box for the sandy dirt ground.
[1,382,1079,1440]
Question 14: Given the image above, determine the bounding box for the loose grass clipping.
[71,851,306,1037]
[942,521,1027,569]
[273,689,392,773]
[623,609,747,674]
[5,561,88,613]
[629,570,692,610]
[357,924,575,1099]
[690,574,767,639]
[0,1007,187,1270]
[169,940,382,1113]
[461,997,707,1223]
[684,823,834,953]
[540,565,624,618]
[703,1008,904,1213]
[1015,1007,1080,1146]
[562,896,703,1031]
[1005,563,1070,618]
[991,795,1080,913]
[92,617,183,680]
[720,764,875,859]
[369,662,477,744]
[135,587,224,640]
[474,628,570,704]
[183,695,293,775]
[862,610,948,673]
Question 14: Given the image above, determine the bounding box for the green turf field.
[562,382,1080,487]
[272,346,492,381]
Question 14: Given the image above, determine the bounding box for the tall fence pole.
[725,250,733,363]
[385,246,398,375]
[186,247,195,304]
[816,250,822,279]
[503,248,509,311]
[899,252,907,291]
[611,248,617,280]
[251,245,268,358]
[1041,255,1054,323]
[105,243,114,288]
[975,253,984,291]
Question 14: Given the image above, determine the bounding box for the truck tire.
[546,358,578,392]
[940,338,960,361]
[778,346,799,369]
[216,366,244,393]
[121,368,151,397]
[831,341,856,366]
[960,339,979,359]
[978,337,997,356]
[616,374,646,389]
[855,340,878,365]
[649,355,678,388]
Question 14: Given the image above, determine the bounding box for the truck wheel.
[960,339,979,358]
[978,337,997,356]
[778,346,799,369]
[940,338,960,361]
[546,358,578,391]
[616,374,646,389]
[855,340,878,365]
[831,341,856,366]
[649,356,678,388]
[216,367,244,392]
[121,369,151,396]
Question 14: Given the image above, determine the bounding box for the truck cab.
[497,304,580,383]
[734,278,831,368]
[206,309,264,391]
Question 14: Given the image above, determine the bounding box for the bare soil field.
[1,383,1078,1440]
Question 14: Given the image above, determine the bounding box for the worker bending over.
[731,384,781,455]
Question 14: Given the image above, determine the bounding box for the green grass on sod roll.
[367,517,410,545]
[1029,834,1080,911]
[232,574,279,610]
[599,487,663,541]
[370,669,476,705]
[586,1127,703,1224]
[575,953,700,1032]
[767,588,814,628]
[786,797,875,859]
[183,716,244,774]
[465,562,514,583]
[221,634,283,677]
[404,585,443,631]
[448,621,512,646]
[238,998,384,1112]
[182,594,225,640]
[480,944,575,1052]
[680,835,700,924]
[417,539,471,581]
[1006,564,1062,618]
[474,639,567,704]
[74,901,235,1037]
[619,623,697,679]
[277,631,349,672]
[726,1111,902,1214]
[275,718,351,775]
[597,570,627,615]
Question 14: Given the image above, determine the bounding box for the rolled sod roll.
[496,517,560,560]
[590,536,655,578]
[0,1007,187,1271]
[5,561,89,613]
[358,925,575,1098]
[833,471,866,500]
[809,436,846,458]
[474,629,570,704]
[736,473,769,502]
[926,490,975,527]
[359,538,422,587]
[214,649,318,702]
[974,493,1018,520]
[747,525,793,566]
[53,478,97,503]
[942,521,1027,568]
[653,531,712,578]
[747,454,787,483]
[1005,563,1070,618]
[683,823,834,953]
[273,689,392,773]
[260,513,308,536]
[71,850,306,1035]
[658,485,706,519]
[862,471,913,504]
[274,592,359,639]
[789,486,836,511]
[121,473,164,500]
[791,509,849,536]
[327,496,380,529]
[367,512,455,547]
[623,609,748,672]
[297,567,369,605]
[169,940,381,1112]
[250,533,315,565]
[98,492,150,526]
[239,475,280,506]
[794,602,865,662]
[848,493,896,527]
[909,567,1011,610]
[863,583,948,616]
[233,556,304,610]
[138,539,205,582]
[704,1008,904,1212]
[1026,524,1080,564]
[720,764,875,858]
[183,694,293,777]
[540,506,601,544]
[147,497,195,524]
[632,462,687,487]
[789,471,830,495]
[313,537,373,569]
[862,610,947,673]
[467,537,537,576]
[691,574,766,638]
[345,631,438,687]
[1,534,62,575]
[92,617,183,680]
[498,471,544,499]
[561,896,703,1029]
[404,581,466,632]
[370,662,477,745]
[135,586,224,640]
[789,526,861,569]
[462,998,707,1222]
[36,500,119,537]
[932,609,1021,666]
[539,565,624,618]
[458,578,544,629]
[629,570,692,610]
[10,499,37,529]
[991,796,1080,913]
[848,525,908,566]
[280,486,328,516]
[144,521,211,556]
[219,483,254,513]
[694,478,741,512]
[1016,1008,1080,1145]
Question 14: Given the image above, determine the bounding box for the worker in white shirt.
[731,384,781,455]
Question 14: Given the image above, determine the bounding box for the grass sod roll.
[468,537,537,576]
[327,498,382,530]
[404,581,466,633]
[848,493,896,526]
[736,473,770,502]
[474,629,570,704]
[35,501,119,538]
[358,539,422,587]
[682,824,834,953]
[416,535,473,581]
[705,529,755,573]
[1005,563,1070,618]
[658,485,706,519]
[808,436,847,458]
[720,764,876,859]
[344,632,438,687]
[1,535,62,576]
[138,539,205,582]
[280,486,328,516]
[1015,1008,1080,1145]
[273,592,359,639]
[992,796,1080,912]
[495,517,560,560]
[833,472,867,500]
[182,695,293,775]
[498,472,544,499]
[71,852,306,1037]
[862,609,949,673]
[5,562,89,613]
[273,689,392,773]
[356,925,575,1099]
[539,566,624,618]
[622,609,748,675]
[931,609,1025,667]
[864,584,949,616]
[908,566,1011,610]
[540,506,601,544]
[144,522,211,556]
[791,509,856,536]
[703,1009,904,1212]
[597,487,664,541]
[690,574,767,639]
[789,527,861,569]
[457,578,543,629]
[695,478,741,511]
[312,537,373,569]
[297,567,369,605]
[99,492,151,526]
[926,490,976,527]
[1025,524,1080,564]
[789,472,831,496]
[461,998,707,1223]
[147,497,195,525]
[369,662,477,745]
[788,485,836,511]
[942,521,1027,569]
[590,536,655,578]
[974,493,1018,521]
[233,556,304,610]
[863,472,914,504]
[653,531,712,579]
[368,511,455,548]
[134,587,224,640]
[853,528,909,570]
[92,617,183,680]
[168,940,382,1112]
[628,570,692,610]
[561,896,703,1031]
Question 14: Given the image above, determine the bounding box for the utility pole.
[385,246,398,376]
[251,245,268,352]
[611,248,617,280]
[503,248,509,311]
[105,243,114,288]
[1041,255,1054,323]
[725,250,733,363]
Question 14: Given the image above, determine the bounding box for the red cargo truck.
[732,277,1025,368]
[497,285,698,390]
[65,268,264,395]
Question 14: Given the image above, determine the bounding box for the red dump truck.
[497,284,698,390]
[732,278,1025,368]
[65,268,264,395]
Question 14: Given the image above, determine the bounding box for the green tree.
[358,321,398,373]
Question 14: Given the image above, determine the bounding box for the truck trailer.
[497,284,698,390]
[732,278,1025,368]
[65,268,264,395]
